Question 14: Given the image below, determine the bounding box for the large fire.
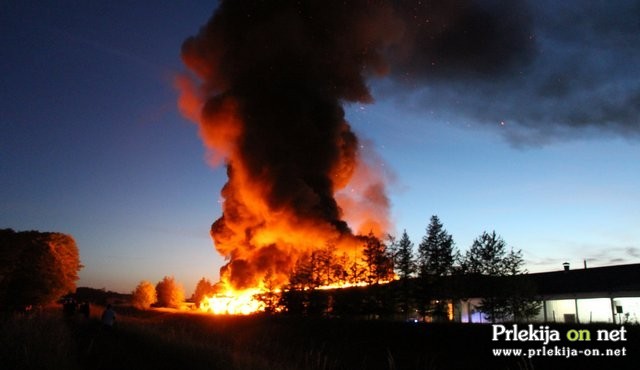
[178,0,396,314]
[177,1,532,314]
[199,288,266,315]
[196,233,395,315]
[198,282,389,315]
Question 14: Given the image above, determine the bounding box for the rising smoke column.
[178,0,534,291]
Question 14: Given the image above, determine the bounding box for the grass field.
[1,306,638,370]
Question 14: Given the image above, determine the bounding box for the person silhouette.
[101,304,116,329]
[80,301,90,319]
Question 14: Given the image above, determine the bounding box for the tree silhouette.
[362,232,394,285]
[281,235,394,316]
[0,229,82,308]
[281,251,328,315]
[131,280,157,310]
[394,230,416,318]
[461,231,539,322]
[192,277,215,308]
[394,231,416,280]
[461,231,508,276]
[257,269,280,313]
[416,216,456,320]
[418,216,456,277]
[288,253,317,290]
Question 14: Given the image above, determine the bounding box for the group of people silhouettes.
[61,299,116,329]
[62,298,90,319]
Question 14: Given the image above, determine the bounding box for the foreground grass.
[2,307,638,370]
[119,312,639,370]
[0,309,78,370]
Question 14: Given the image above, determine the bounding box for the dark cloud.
[626,247,640,259]
[387,0,640,146]
[388,0,535,81]
[582,246,640,267]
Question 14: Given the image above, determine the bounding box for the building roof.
[527,263,640,298]
[424,263,640,299]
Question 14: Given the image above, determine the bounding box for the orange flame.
[199,289,266,315]
[178,1,396,314]
[177,71,394,313]
[197,278,396,315]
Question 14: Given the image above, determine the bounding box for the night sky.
[1,0,639,293]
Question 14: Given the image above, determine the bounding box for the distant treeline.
[271,216,539,321]
[74,287,130,305]
[184,216,540,321]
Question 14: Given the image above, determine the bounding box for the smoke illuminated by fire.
[177,0,534,313]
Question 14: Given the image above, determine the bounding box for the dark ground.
[2,307,638,370]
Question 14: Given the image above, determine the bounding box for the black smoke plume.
[179,0,534,289]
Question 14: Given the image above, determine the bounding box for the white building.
[455,263,640,324]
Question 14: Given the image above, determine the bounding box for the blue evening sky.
[1,1,638,293]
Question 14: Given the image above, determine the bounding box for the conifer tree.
[362,232,394,285]
[394,230,416,317]
[416,216,456,320]
[417,216,456,278]
[464,231,503,275]
[461,231,539,322]
[395,230,415,280]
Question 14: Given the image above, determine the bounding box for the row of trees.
[130,233,397,312]
[279,216,539,321]
[130,216,539,321]
[396,216,540,321]
[392,215,525,280]
[131,276,185,310]
[286,233,395,291]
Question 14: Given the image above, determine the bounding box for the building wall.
[545,299,578,323]
[577,298,613,323]
[613,297,640,324]
[456,296,640,324]
[458,298,489,323]
[544,297,640,324]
